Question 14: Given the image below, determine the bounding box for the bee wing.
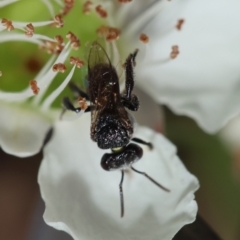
[87,41,121,138]
[88,41,112,69]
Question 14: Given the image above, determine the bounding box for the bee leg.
[121,49,139,111]
[68,82,89,100]
[121,94,139,111]
[60,97,81,119]
[119,170,125,218]
[131,137,153,150]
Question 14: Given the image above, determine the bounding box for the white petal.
[38,113,199,240]
[0,102,53,157]
[134,0,240,133]
[0,0,19,8]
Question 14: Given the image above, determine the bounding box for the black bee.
[62,41,169,217]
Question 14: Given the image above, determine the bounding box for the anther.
[95,5,107,18]
[83,1,93,14]
[52,63,67,73]
[66,31,80,50]
[97,25,120,41]
[39,35,65,55]
[60,0,75,16]
[176,19,184,30]
[170,45,179,59]
[139,33,149,43]
[70,56,84,68]
[54,14,64,28]
[29,80,40,95]
[1,18,14,31]
[25,23,34,37]
[78,97,88,110]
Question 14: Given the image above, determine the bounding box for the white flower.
[39,114,199,240]
[7,0,240,239]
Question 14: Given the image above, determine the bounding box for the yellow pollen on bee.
[112,147,123,152]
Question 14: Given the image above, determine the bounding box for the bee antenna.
[131,167,170,192]
[119,170,125,218]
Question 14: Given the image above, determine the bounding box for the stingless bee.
[62,41,170,217]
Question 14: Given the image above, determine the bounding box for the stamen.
[53,14,64,28]
[78,97,88,110]
[32,42,71,105]
[13,20,54,28]
[0,0,19,8]
[70,56,84,68]
[170,45,179,59]
[83,1,93,14]
[176,19,184,30]
[41,65,76,111]
[97,25,120,42]
[52,63,67,73]
[1,18,14,31]
[60,0,75,16]
[41,0,55,17]
[0,43,70,103]
[95,5,108,18]
[39,35,65,55]
[139,33,149,43]
[66,31,80,50]
[25,23,34,37]
[0,33,52,46]
[29,80,40,95]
